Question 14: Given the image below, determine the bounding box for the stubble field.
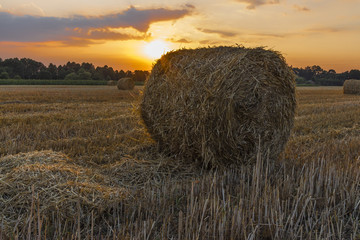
[0,85,359,239]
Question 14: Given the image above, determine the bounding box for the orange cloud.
[167,38,191,43]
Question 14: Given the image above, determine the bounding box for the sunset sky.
[0,0,359,72]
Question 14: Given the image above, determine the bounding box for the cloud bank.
[0,6,192,44]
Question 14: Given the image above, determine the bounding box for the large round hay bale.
[141,46,296,168]
[107,80,116,86]
[343,79,360,95]
[117,77,135,90]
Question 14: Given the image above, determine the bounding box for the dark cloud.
[0,6,192,43]
[168,38,191,43]
[293,5,310,12]
[199,40,220,45]
[197,28,238,37]
[235,0,280,9]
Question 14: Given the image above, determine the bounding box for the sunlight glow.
[144,40,171,59]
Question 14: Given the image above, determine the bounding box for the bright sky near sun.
[0,0,359,71]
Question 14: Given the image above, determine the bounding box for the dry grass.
[0,150,127,236]
[0,85,359,239]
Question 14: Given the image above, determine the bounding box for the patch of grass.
[0,86,359,239]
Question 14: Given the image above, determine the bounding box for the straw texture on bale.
[343,79,360,95]
[107,80,116,86]
[141,46,296,168]
[117,77,135,90]
[0,150,127,234]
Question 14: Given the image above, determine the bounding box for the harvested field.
[0,85,359,239]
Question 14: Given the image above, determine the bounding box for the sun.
[144,40,171,59]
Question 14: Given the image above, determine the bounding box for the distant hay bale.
[343,79,360,95]
[0,150,127,234]
[107,80,116,86]
[117,77,135,90]
[141,46,296,168]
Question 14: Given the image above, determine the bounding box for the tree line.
[293,65,360,86]
[0,57,149,82]
[1,57,359,86]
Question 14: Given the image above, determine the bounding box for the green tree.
[48,63,58,79]
[38,69,52,79]
[92,71,104,80]
[0,71,10,79]
[65,72,79,80]
[117,70,126,79]
[133,70,149,82]
[78,69,92,80]
[349,69,360,79]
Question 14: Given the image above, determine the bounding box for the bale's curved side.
[343,79,360,95]
[107,80,116,86]
[140,46,296,168]
[117,78,135,90]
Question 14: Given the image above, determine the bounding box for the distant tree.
[95,65,116,80]
[65,72,79,80]
[18,58,45,79]
[81,62,95,73]
[0,71,10,79]
[133,70,149,82]
[48,63,58,79]
[118,70,126,79]
[92,71,104,80]
[125,70,133,78]
[58,65,71,79]
[38,66,52,79]
[78,69,92,80]
[349,69,360,79]
[65,62,81,73]
[310,65,324,75]
[14,75,22,79]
